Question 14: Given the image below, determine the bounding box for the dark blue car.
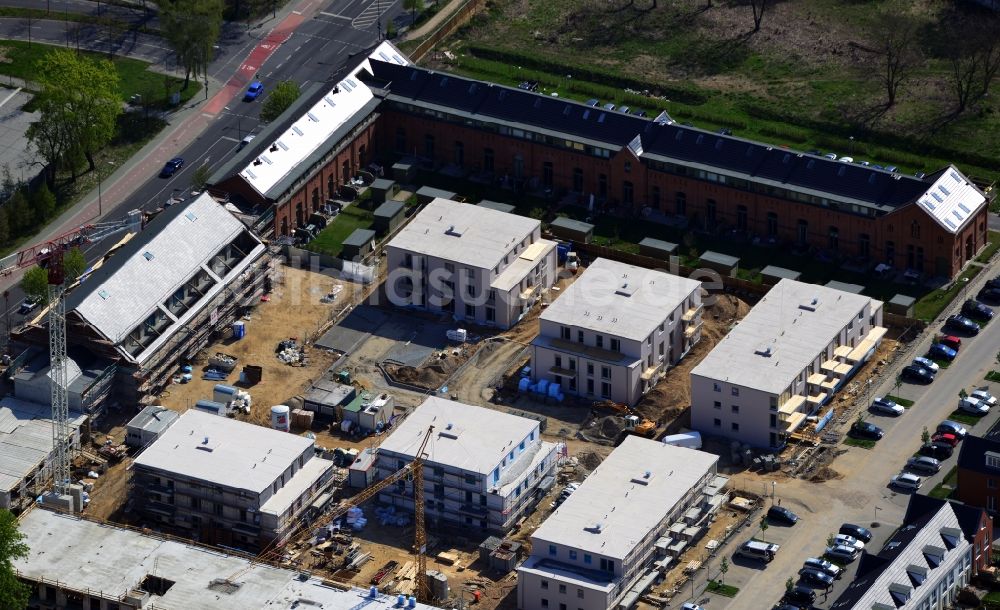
[928,343,957,361]
[159,157,184,178]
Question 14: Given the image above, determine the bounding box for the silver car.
[890,472,922,491]
[906,456,941,475]
[825,544,860,562]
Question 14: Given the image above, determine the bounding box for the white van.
[737,540,779,562]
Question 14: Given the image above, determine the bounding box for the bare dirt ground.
[157,264,353,426]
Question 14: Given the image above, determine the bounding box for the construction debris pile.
[345,506,367,530]
[276,338,309,366]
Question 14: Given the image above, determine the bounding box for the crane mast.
[47,252,70,497]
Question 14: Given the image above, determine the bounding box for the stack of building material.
[291,408,314,430]
[345,506,367,530]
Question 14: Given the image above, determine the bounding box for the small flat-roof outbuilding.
[415,185,457,204]
[638,237,678,259]
[761,265,802,284]
[825,280,865,294]
[373,200,406,235]
[699,251,739,276]
[548,217,594,243]
[477,199,516,214]
[342,228,376,260]
[887,293,916,316]
[125,406,179,448]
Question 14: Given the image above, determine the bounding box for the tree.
[826,533,836,547]
[20,266,48,303]
[159,0,224,89]
[865,14,920,109]
[785,577,794,593]
[63,247,86,283]
[192,163,211,191]
[943,14,1000,113]
[718,556,729,584]
[0,509,29,610]
[28,49,121,176]
[403,0,424,24]
[259,80,302,123]
[759,515,769,541]
[748,0,767,33]
[7,189,32,235]
[386,17,397,39]
[921,426,930,445]
[0,208,9,246]
[32,182,56,225]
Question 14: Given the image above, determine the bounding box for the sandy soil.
[157,263,354,426]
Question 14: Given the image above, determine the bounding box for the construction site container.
[232,321,246,339]
[271,405,290,431]
[661,432,702,450]
[241,365,263,385]
[349,447,377,488]
[194,400,227,416]
[213,384,237,404]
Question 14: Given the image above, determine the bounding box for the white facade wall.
[375,425,558,533]
[384,228,556,330]
[531,283,701,406]
[691,290,884,449]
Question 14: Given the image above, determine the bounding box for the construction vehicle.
[225,425,436,602]
[592,400,657,438]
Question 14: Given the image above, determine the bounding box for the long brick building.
[209,43,989,280]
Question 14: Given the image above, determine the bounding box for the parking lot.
[676,265,1000,610]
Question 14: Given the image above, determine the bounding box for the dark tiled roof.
[364,60,933,211]
[904,494,986,542]
[957,434,1000,475]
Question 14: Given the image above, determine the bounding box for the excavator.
[592,400,657,439]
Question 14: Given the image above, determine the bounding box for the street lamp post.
[873,505,882,528]
[771,481,777,505]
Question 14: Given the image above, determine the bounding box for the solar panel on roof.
[939,185,951,196]
[958,203,971,213]
[563,105,571,115]
[925,199,936,210]
[945,218,957,229]
[696,134,704,144]
[838,165,846,177]
[597,113,606,123]
[868,173,876,184]
[952,211,964,221]
[347,78,357,87]
[292,126,304,136]
[439,77,449,87]
[715,139,723,150]
[950,170,962,182]
[379,52,390,61]
[675,131,683,141]
[323,96,336,105]
[410,71,418,80]
[341,81,353,92]
[582,110,590,120]
[782,153,790,164]
[306,112,319,122]
[806,160,815,169]
[277,141,289,151]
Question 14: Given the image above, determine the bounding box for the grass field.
[0,40,197,107]
[886,395,915,408]
[307,206,375,258]
[844,437,877,450]
[706,580,739,597]
[438,0,1000,183]
[928,466,958,499]
[948,410,984,426]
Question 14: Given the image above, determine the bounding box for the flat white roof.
[238,41,409,197]
[132,410,313,494]
[541,258,702,341]
[0,397,86,493]
[916,165,986,234]
[15,509,444,610]
[377,397,538,476]
[691,279,880,394]
[387,198,542,271]
[259,456,333,517]
[491,239,557,292]
[531,436,717,559]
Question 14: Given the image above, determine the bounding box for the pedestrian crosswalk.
[352,0,393,29]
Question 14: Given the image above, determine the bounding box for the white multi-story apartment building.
[530,258,702,406]
[131,410,335,551]
[517,436,725,610]
[375,397,558,533]
[830,500,973,610]
[385,198,557,329]
[691,279,885,449]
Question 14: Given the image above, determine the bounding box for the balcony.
[684,322,701,339]
[640,364,662,381]
[549,365,576,376]
[681,304,704,323]
[806,392,828,406]
[784,411,807,433]
[778,395,806,420]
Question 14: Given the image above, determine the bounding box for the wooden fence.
[410,0,487,63]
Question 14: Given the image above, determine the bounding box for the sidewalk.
[0,0,325,291]
[402,0,466,41]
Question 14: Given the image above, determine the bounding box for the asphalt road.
[683,263,1000,610]
[0,0,404,339]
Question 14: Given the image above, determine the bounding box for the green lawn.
[307,206,375,258]
[886,395,914,408]
[977,231,1000,264]
[914,264,983,321]
[948,410,983,426]
[930,358,952,369]
[844,437,877,450]
[0,40,197,107]
[928,466,958,500]
[443,1,1000,184]
[706,580,739,597]
[987,371,1000,383]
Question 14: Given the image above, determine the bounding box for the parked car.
[890,472,922,491]
[631,109,648,117]
[18,297,40,315]
[839,523,873,544]
[962,299,994,321]
[850,421,884,440]
[979,286,1000,302]
[159,157,185,178]
[913,357,940,373]
[928,343,957,361]
[937,420,968,439]
[939,335,962,351]
[717,127,733,136]
[803,557,842,579]
[585,98,600,107]
[602,102,617,111]
[870,397,904,416]
[238,134,256,150]
[945,315,980,335]
[840,156,855,163]
[971,389,998,408]
[958,397,990,416]
[768,505,799,525]
[906,456,941,475]
[680,604,704,610]
[244,81,264,101]
[834,533,865,550]
[919,442,954,459]
[784,585,816,607]
[825,544,860,563]
[886,165,899,172]
[901,364,934,383]
[823,152,838,159]
[931,432,959,447]
[799,568,835,588]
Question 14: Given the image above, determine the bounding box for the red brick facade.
[216,105,987,280]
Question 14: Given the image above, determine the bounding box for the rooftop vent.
[615,282,636,297]
[444,225,464,237]
[799,297,819,312]
[584,522,604,533]
[754,344,774,357]
[270,144,279,153]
